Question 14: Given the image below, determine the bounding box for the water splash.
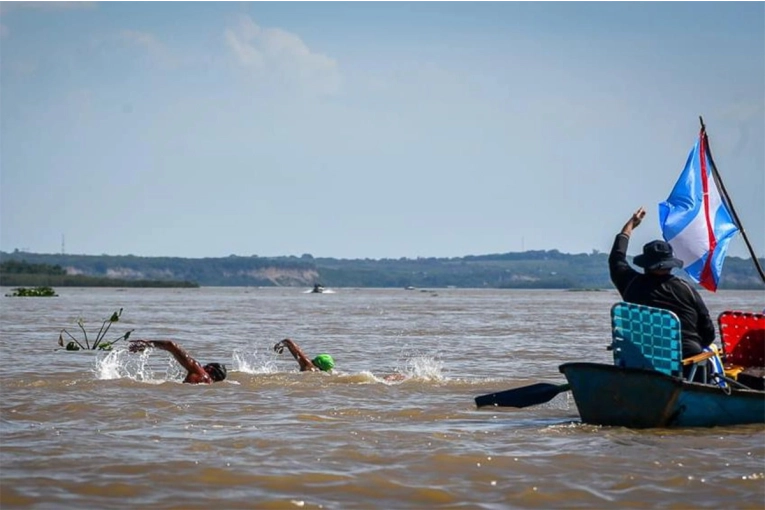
[401,354,443,381]
[233,348,279,374]
[94,348,184,383]
[369,354,445,383]
[93,347,442,383]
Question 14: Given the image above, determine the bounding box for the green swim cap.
[312,354,335,372]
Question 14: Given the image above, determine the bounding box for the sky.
[1,1,763,261]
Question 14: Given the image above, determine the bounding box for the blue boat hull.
[559,362,765,428]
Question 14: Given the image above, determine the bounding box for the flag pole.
[699,116,765,284]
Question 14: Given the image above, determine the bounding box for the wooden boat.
[475,303,765,428]
[558,362,764,428]
[560,303,764,428]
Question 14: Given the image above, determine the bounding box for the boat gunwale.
[560,361,765,397]
[559,361,765,428]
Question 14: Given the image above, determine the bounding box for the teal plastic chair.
[611,302,683,377]
[610,301,717,383]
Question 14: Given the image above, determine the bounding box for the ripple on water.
[2,288,764,509]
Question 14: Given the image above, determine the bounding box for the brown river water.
[1,287,764,509]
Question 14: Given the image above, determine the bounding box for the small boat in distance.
[304,284,335,294]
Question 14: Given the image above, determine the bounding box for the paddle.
[475,382,571,409]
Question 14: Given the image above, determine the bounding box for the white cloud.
[224,16,341,96]
[0,1,96,14]
[118,29,177,68]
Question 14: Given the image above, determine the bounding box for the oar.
[475,382,571,409]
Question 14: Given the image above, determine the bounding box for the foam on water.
[95,348,188,383]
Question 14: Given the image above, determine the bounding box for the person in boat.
[129,340,227,384]
[608,206,716,380]
[273,338,335,372]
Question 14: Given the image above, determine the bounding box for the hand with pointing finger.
[621,206,646,236]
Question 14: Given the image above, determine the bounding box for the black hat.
[633,240,683,271]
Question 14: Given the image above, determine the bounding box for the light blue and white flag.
[658,128,739,292]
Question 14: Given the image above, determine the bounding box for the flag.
[658,128,739,292]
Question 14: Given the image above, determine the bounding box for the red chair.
[718,311,765,389]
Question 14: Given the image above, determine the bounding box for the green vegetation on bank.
[1,250,763,290]
[5,286,58,297]
[0,259,199,288]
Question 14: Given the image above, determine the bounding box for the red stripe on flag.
[698,129,717,291]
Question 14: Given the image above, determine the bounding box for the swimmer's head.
[311,354,335,372]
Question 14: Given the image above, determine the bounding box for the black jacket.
[608,233,716,356]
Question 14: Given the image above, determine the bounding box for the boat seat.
[610,302,713,383]
[718,311,765,368]
[718,311,765,389]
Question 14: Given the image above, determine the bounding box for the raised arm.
[274,338,316,371]
[130,340,210,383]
[609,207,646,295]
[620,206,646,237]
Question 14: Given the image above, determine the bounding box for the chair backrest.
[718,311,765,368]
[611,301,682,377]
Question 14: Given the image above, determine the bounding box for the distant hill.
[1,249,763,290]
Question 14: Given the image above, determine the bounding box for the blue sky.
[1,1,763,261]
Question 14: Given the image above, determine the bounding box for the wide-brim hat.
[633,240,683,271]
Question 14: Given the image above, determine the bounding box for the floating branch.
[58,308,135,351]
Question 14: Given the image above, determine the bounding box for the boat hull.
[559,362,765,428]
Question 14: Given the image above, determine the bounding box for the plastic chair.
[718,311,764,389]
[718,311,765,369]
[611,302,714,382]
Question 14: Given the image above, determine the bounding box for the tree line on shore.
[1,250,763,290]
[0,259,198,288]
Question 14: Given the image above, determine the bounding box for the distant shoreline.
[2,250,763,290]
[0,275,199,289]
